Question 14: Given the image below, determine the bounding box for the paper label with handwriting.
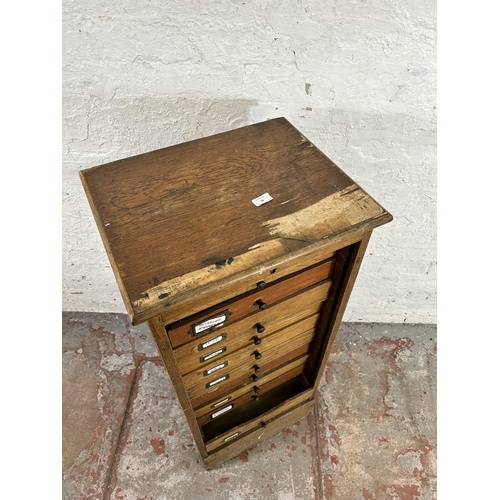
[193,314,226,335]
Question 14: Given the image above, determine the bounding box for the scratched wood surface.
[80,117,392,324]
[165,257,334,343]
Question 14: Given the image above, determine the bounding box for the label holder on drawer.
[211,396,232,409]
[190,310,231,337]
[210,404,234,420]
[203,361,229,377]
[206,373,230,388]
[198,334,227,351]
[222,431,240,443]
[199,346,227,363]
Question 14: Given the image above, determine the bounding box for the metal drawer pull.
[256,300,267,311]
[255,323,265,334]
[253,350,262,360]
[253,364,261,373]
[256,281,267,290]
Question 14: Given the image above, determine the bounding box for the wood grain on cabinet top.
[80,117,392,324]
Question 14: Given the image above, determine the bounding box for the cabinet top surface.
[80,117,392,323]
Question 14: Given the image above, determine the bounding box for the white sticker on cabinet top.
[252,192,273,207]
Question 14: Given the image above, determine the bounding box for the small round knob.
[255,323,265,334]
[261,421,267,428]
[253,364,261,373]
[256,300,267,311]
[251,374,259,381]
[253,351,262,360]
[256,281,267,290]
[252,395,260,401]
[253,386,260,394]
[252,335,262,345]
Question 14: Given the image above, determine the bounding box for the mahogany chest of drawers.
[80,117,392,469]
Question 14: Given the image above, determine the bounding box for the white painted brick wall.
[62,0,436,323]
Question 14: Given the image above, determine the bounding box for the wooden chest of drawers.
[80,117,392,469]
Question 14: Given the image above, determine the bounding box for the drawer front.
[193,353,309,417]
[204,387,315,453]
[189,342,313,410]
[185,327,315,399]
[166,259,335,348]
[173,279,331,375]
[181,313,319,381]
[174,304,321,377]
[196,362,307,427]
[181,314,318,389]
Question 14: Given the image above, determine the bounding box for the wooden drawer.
[196,361,308,427]
[183,316,317,396]
[204,397,316,469]
[174,311,320,377]
[189,342,313,409]
[193,353,310,417]
[166,259,335,349]
[181,313,319,391]
[185,327,315,399]
[172,279,331,375]
[204,382,315,453]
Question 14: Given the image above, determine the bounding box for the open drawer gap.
[201,374,311,442]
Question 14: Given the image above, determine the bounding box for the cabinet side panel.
[305,231,373,385]
[147,316,208,458]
